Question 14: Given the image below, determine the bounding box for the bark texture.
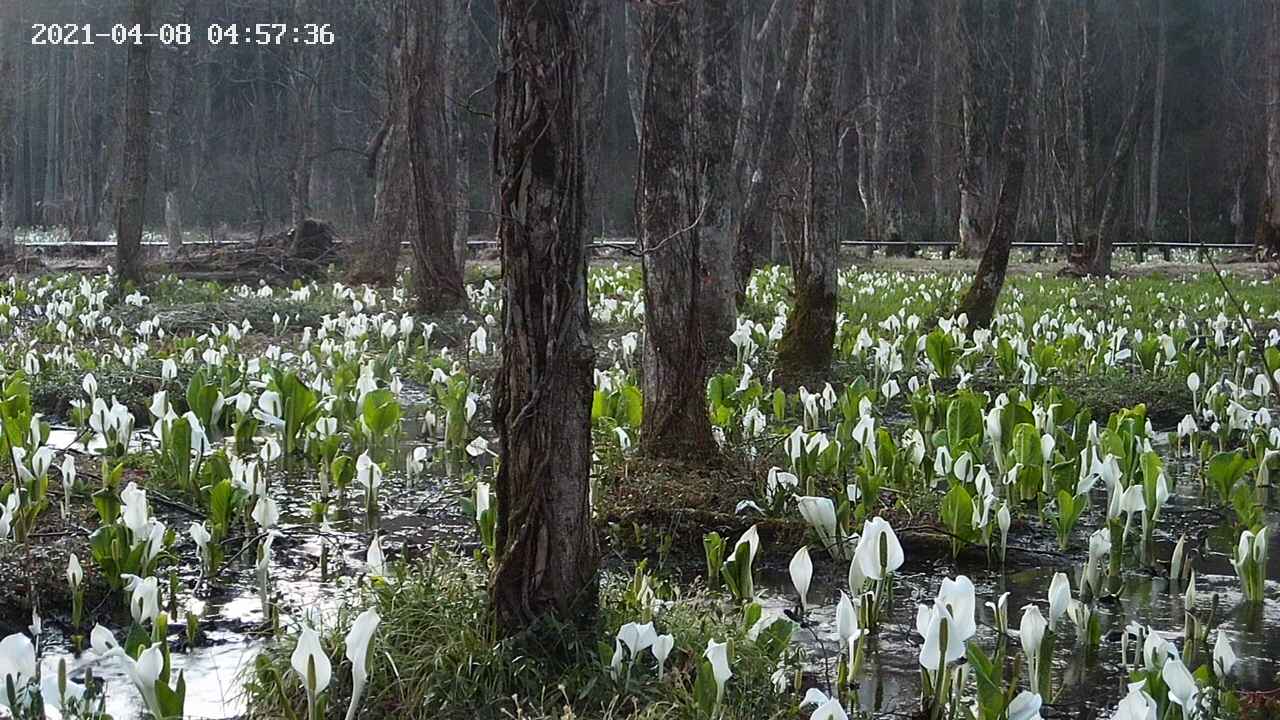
[957,0,992,259]
[1261,0,1280,258]
[115,0,152,288]
[1077,70,1150,275]
[1146,0,1167,247]
[733,3,810,293]
[956,0,1034,328]
[0,16,15,260]
[695,0,742,365]
[403,1,467,312]
[350,4,409,287]
[491,0,598,632]
[854,0,908,254]
[776,0,837,384]
[636,1,716,459]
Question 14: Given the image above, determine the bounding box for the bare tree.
[0,14,16,259]
[446,0,471,276]
[733,3,810,292]
[161,30,189,257]
[115,0,152,287]
[956,0,993,259]
[286,0,319,228]
[1074,69,1151,275]
[853,0,909,253]
[490,0,598,631]
[957,0,1034,327]
[403,0,467,312]
[1261,0,1280,258]
[1146,0,1167,250]
[695,0,741,363]
[775,0,837,383]
[351,0,410,287]
[636,0,716,460]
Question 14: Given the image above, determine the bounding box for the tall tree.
[955,0,1034,327]
[1146,0,1167,250]
[115,0,152,287]
[695,0,741,363]
[403,0,467,312]
[636,1,716,459]
[162,36,189,256]
[733,4,809,293]
[0,14,15,259]
[286,0,319,227]
[956,0,993,259]
[351,0,410,287]
[775,0,837,383]
[853,0,909,254]
[490,0,598,631]
[1261,0,1280,258]
[446,0,472,277]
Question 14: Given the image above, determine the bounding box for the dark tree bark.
[1077,69,1151,276]
[43,52,64,225]
[350,3,408,287]
[446,0,471,276]
[956,0,1034,328]
[854,0,909,256]
[776,0,837,384]
[579,0,610,240]
[1146,0,1167,250]
[623,4,646,145]
[491,0,598,632]
[636,1,717,460]
[957,0,992,259]
[115,0,152,288]
[695,0,742,365]
[733,3,810,293]
[403,1,467,312]
[1261,0,1280,258]
[0,15,16,260]
[162,41,189,257]
[286,0,318,228]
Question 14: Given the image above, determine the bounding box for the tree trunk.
[1081,69,1151,276]
[43,53,63,226]
[163,43,187,257]
[733,3,810,294]
[695,0,742,366]
[623,4,646,145]
[403,1,467,312]
[637,1,716,460]
[288,0,316,227]
[1261,0,1280,258]
[115,0,152,288]
[359,117,409,286]
[776,0,837,385]
[446,0,471,277]
[579,0,610,241]
[350,4,410,287]
[956,0,1034,329]
[957,0,990,259]
[491,0,598,633]
[0,16,16,259]
[855,0,907,256]
[927,0,949,251]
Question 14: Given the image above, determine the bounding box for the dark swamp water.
[20,426,1280,719]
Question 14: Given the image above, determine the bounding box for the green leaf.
[693,659,718,718]
[620,385,643,428]
[361,388,402,437]
[945,394,983,449]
